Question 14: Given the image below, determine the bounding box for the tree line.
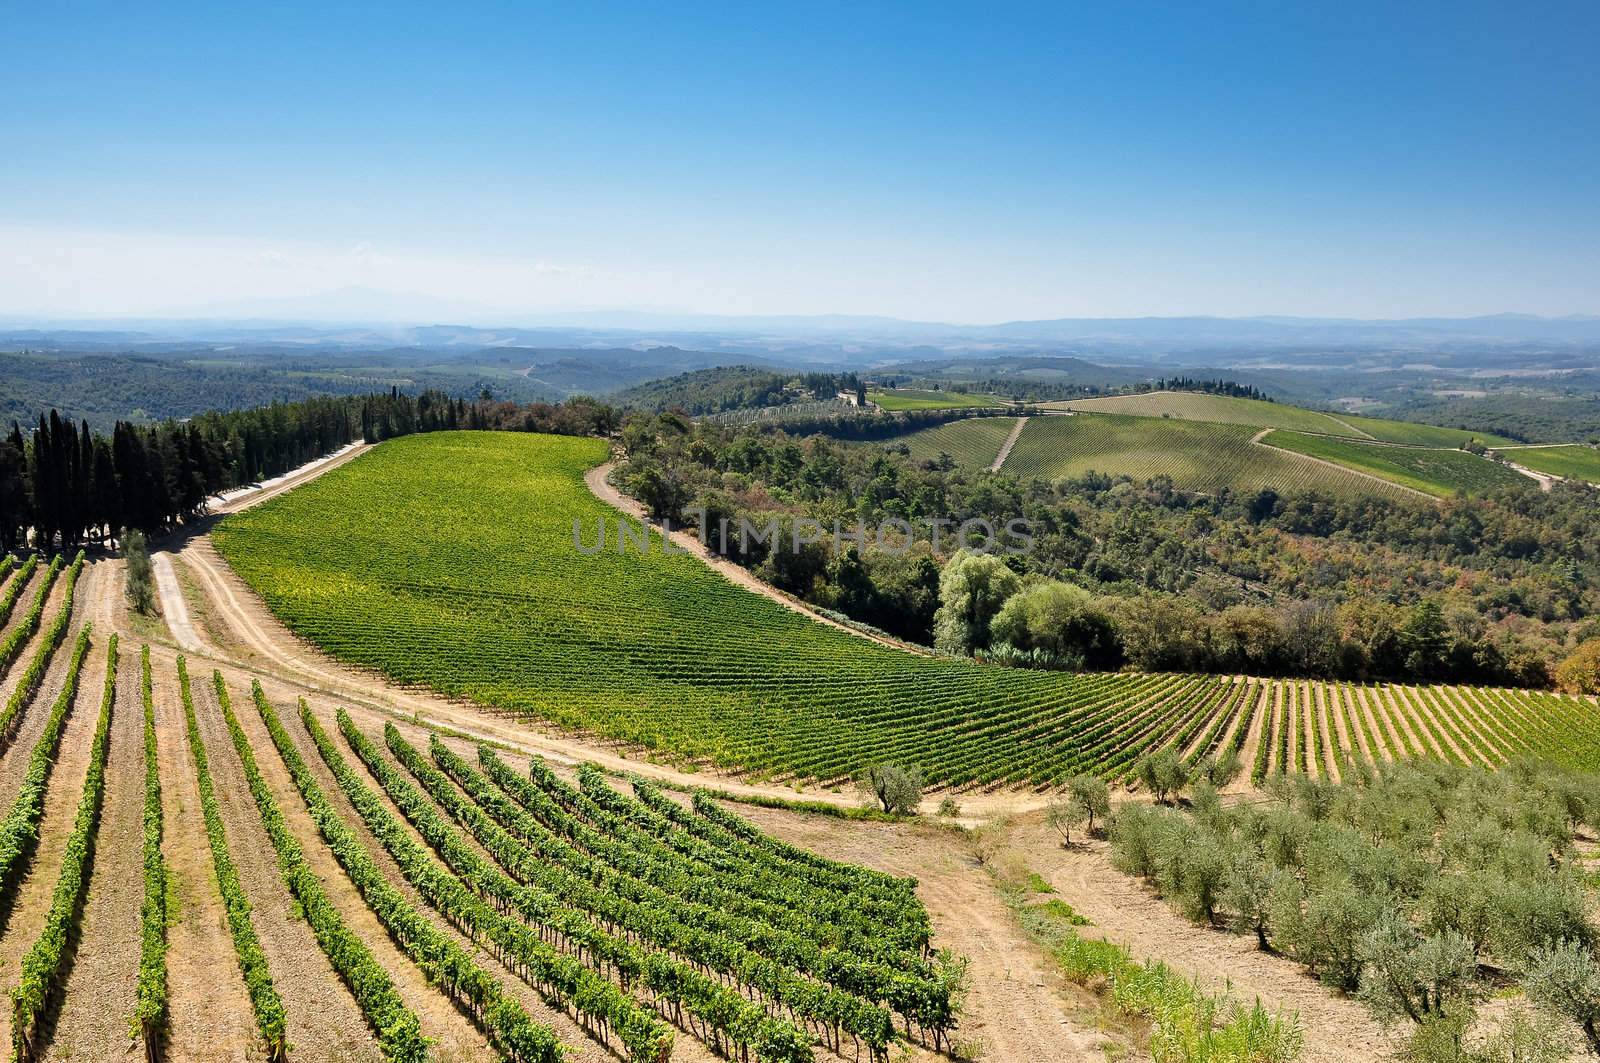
[614,412,1600,688]
[0,390,618,551]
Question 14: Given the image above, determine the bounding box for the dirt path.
[152,551,205,654]
[45,640,146,1061]
[210,442,373,515]
[1498,457,1558,490]
[1028,823,1392,1063]
[149,645,258,1062]
[989,416,1028,471]
[584,462,930,656]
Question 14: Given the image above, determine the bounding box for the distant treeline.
[613,365,853,415]
[1143,377,1269,400]
[0,389,618,550]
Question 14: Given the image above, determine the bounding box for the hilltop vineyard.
[213,433,1600,788]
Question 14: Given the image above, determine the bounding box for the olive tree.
[859,763,923,816]
[1045,796,1088,848]
[1524,940,1600,1054]
[1137,748,1191,805]
[1067,774,1110,838]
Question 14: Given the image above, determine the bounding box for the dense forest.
[615,414,1600,689]
[612,365,853,414]
[0,390,618,550]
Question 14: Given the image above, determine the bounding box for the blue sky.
[2,1,1596,321]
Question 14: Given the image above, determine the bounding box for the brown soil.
[44,638,145,1061]
[180,663,390,1061]
[1024,821,1393,1063]
[0,636,107,1052]
[149,643,258,1063]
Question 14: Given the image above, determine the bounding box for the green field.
[891,415,1018,468]
[1000,414,1418,500]
[1045,392,1354,433]
[212,431,1600,786]
[1499,443,1600,483]
[1044,391,1518,446]
[867,388,999,411]
[1327,411,1518,448]
[1262,431,1533,497]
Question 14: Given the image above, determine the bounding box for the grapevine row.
[328,704,805,1063]
[0,626,91,903]
[0,553,82,752]
[211,675,430,1063]
[9,634,116,1063]
[175,658,287,1061]
[136,646,168,1062]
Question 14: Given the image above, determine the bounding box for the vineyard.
[891,416,1019,468]
[0,547,960,1061]
[997,415,1418,499]
[1261,430,1531,497]
[867,389,999,411]
[212,433,1600,788]
[1499,443,1600,483]
[1042,391,1519,447]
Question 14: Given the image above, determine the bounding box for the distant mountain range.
[5,293,1600,354]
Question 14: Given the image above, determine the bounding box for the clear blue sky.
[3,1,1596,321]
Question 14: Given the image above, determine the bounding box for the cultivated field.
[998,414,1420,499]
[0,560,963,1063]
[1042,392,1518,446]
[868,388,999,411]
[1500,443,1600,482]
[891,416,1019,468]
[1043,392,1359,434]
[1262,430,1531,496]
[0,437,1596,1063]
[212,433,1596,789]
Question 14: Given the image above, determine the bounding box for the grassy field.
[1044,392,1354,433]
[1499,443,1600,483]
[1329,411,1519,447]
[210,431,1600,789]
[867,387,999,411]
[1000,414,1419,499]
[890,415,1018,468]
[1262,431,1533,497]
[1043,391,1519,446]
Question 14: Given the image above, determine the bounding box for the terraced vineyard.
[999,415,1418,499]
[1501,443,1600,483]
[213,432,1599,787]
[1262,430,1531,497]
[891,415,1018,468]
